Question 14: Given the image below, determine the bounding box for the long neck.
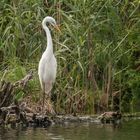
[43,25,53,54]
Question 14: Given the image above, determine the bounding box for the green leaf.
[14,91,24,101]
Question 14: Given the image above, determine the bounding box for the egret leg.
[45,82,55,115]
[42,91,45,114]
[40,81,45,114]
[45,82,52,98]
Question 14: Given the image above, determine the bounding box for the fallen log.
[0,71,54,128]
[0,71,33,108]
[0,71,34,126]
[0,100,52,128]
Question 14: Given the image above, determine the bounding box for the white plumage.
[38,16,59,114]
[38,49,57,94]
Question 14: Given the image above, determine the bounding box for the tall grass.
[0,0,140,114]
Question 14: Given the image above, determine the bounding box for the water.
[0,119,140,140]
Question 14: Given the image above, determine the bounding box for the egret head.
[42,16,60,32]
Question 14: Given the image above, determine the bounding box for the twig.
[14,70,33,88]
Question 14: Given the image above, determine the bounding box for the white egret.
[38,16,60,114]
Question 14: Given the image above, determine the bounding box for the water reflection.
[0,120,140,140]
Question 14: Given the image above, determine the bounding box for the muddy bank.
[0,104,122,128]
[0,101,139,128]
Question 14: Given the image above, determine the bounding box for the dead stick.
[14,71,33,88]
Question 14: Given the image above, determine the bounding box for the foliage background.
[0,0,140,114]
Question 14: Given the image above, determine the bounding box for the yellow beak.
[54,25,61,33]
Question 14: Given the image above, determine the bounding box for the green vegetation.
[0,0,140,114]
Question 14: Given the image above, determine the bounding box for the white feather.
[38,16,57,94]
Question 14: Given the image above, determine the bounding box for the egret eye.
[46,22,49,26]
